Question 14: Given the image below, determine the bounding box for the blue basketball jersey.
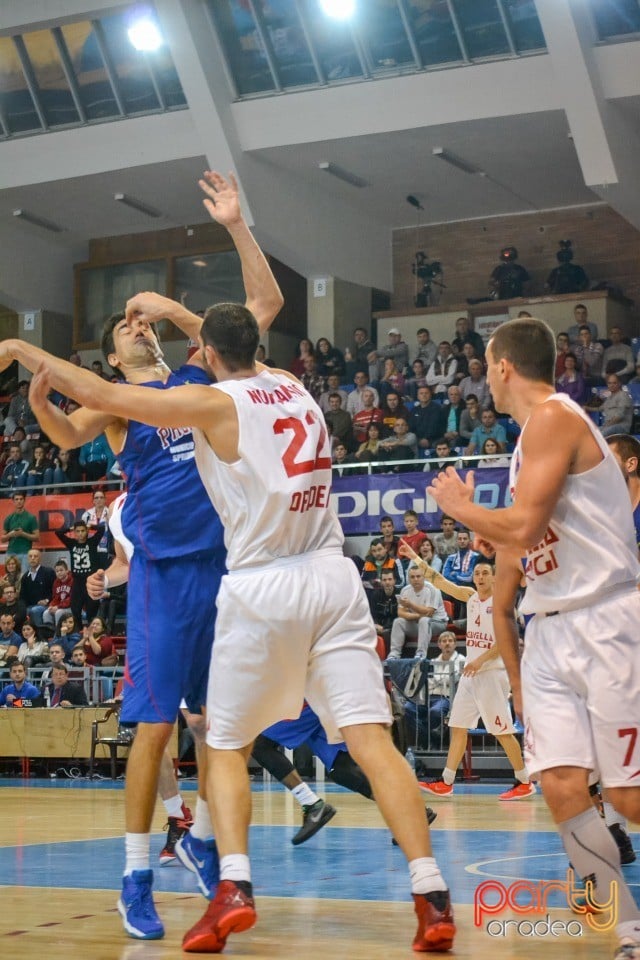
[117,364,224,560]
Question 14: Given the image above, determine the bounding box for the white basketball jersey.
[109,492,134,562]
[510,393,639,615]
[193,370,344,570]
[466,592,503,670]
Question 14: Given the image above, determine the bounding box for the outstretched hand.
[397,539,420,564]
[427,467,475,520]
[199,171,242,228]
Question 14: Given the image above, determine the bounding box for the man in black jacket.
[45,662,88,707]
[409,386,446,458]
[368,569,399,654]
[19,547,55,628]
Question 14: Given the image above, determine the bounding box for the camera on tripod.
[412,251,444,308]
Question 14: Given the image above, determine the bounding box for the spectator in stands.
[43,447,83,493]
[459,359,490,409]
[56,519,104,623]
[0,661,41,707]
[400,509,427,552]
[379,516,400,559]
[574,325,604,383]
[52,617,81,658]
[290,338,315,378]
[78,433,115,483]
[556,352,589,406]
[0,444,29,494]
[42,643,67,685]
[409,385,446,457]
[442,529,480,587]
[427,341,458,397]
[300,355,326,402]
[1,493,38,571]
[368,327,409,382]
[346,371,379,415]
[388,567,448,659]
[70,644,87,667]
[441,384,465,448]
[452,316,485,359]
[255,345,274,368]
[380,392,409,435]
[555,332,571,380]
[45,662,88,708]
[377,359,406,403]
[477,438,510,468]
[324,393,353,449]
[414,536,443,575]
[0,555,22,593]
[428,439,462,473]
[405,359,428,401]
[368,569,399,653]
[378,418,417,470]
[465,409,507,456]
[42,559,74,629]
[432,516,458,561]
[91,360,111,381]
[16,620,50,667]
[315,338,345,380]
[82,488,110,562]
[413,328,438,368]
[344,327,376,379]
[25,444,48,492]
[82,616,117,666]
[0,612,20,666]
[603,327,635,381]
[629,363,640,386]
[19,547,55,628]
[600,374,634,437]
[1,583,27,632]
[351,389,384,445]
[354,422,384,465]
[403,632,466,747]
[567,303,597,344]
[458,394,482,445]
[361,538,403,590]
[6,426,30,460]
[332,442,354,477]
[318,374,348,414]
[2,381,38,437]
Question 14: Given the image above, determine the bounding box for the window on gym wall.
[591,0,640,39]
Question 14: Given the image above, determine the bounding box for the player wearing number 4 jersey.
[399,545,534,801]
[33,302,455,955]
[428,316,640,960]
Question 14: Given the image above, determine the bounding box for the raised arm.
[397,540,474,602]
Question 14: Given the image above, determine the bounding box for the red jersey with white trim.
[466,592,503,670]
[193,370,344,571]
[510,393,639,615]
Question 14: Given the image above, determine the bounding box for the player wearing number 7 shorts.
[36,302,456,955]
[428,316,640,960]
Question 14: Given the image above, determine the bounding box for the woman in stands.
[82,616,117,667]
[53,612,82,658]
[290,338,315,378]
[17,620,50,667]
[556,351,589,406]
[315,337,345,380]
[25,444,48,492]
[477,437,510,469]
[0,554,22,593]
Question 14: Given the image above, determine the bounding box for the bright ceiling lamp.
[319,0,356,21]
[127,15,163,52]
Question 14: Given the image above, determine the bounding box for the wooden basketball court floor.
[0,776,637,959]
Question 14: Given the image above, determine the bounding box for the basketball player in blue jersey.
[0,171,283,941]
[606,434,640,554]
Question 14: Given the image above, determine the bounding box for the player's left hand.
[427,467,475,518]
[463,662,480,677]
[29,363,52,414]
[199,171,242,228]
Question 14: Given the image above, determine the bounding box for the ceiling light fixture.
[127,16,163,52]
[12,209,63,233]
[432,147,483,176]
[319,0,356,21]
[192,259,208,268]
[114,193,162,218]
[318,161,368,188]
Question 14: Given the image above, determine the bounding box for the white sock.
[603,800,626,829]
[291,782,320,808]
[442,767,456,786]
[124,832,150,875]
[514,768,529,784]
[191,796,214,841]
[162,793,184,818]
[409,857,448,894]
[220,854,251,883]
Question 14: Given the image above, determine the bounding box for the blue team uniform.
[262,703,347,771]
[633,501,640,551]
[117,364,226,724]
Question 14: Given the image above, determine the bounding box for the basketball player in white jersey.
[428,316,640,960]
[30,303,455,955]
[398,543,534,801]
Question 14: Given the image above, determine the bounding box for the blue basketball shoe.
[176,832,220,899]
[118,869,164,940]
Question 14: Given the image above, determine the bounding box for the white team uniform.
[193,369,391,749]
[447,592,515,735]
[511,393,640,784]
[109,492,134,562]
